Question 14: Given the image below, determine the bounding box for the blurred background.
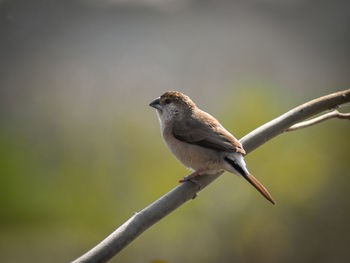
[1,0,350,262]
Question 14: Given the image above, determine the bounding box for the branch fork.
[286,110,350,132]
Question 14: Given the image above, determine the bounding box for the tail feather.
[224,156,275,204]
[241,173,275,205]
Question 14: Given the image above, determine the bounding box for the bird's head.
[149,91,196,123]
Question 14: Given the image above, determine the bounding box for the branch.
[285,110,350,132]
[72,89,350,263]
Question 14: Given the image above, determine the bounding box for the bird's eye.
[164,99,171,104]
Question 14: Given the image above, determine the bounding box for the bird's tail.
[224,156,275,204]
[240,173,275,205]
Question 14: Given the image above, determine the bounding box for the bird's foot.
[179,171,202,188]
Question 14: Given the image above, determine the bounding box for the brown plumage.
[150,91,274,204]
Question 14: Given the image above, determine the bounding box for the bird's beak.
[242,173,275,205]
[149,97,162,110]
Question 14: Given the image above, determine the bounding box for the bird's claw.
[179,177,202,188]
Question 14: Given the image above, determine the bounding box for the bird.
[149,91,275,204]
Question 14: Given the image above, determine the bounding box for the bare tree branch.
[285,110,350,132]
[72,89,350,263]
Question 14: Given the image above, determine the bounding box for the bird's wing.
[172,112,246,154]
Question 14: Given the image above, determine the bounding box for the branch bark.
[72,89,350,263]
[285,110,350,132]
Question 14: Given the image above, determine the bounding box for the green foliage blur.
[1,86,349,262]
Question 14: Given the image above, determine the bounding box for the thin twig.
[286,110,350,132]
[72,89,350,263]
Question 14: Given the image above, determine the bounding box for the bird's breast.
[161,126,222,172]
